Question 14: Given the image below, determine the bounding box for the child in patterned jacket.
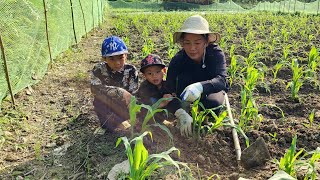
[91,36,138,132]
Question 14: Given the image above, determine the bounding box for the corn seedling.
[303,109,315,128]
[206,110,228,133]
[123,36,130,49]
[34,141,42,160]
[116,131,190,179]
[302,147,320,180]
[128,96,142,138]
[305,46,319,87]
[239,89,263,131]
[282,45,291,61]
[244,66,260,95]
[275,135,304,178]
[128,96,172,140]
[228,55,239,87]
[269,132,278,142]
[272,60,287,83]
[142,38,154,57]
[191,98,211,139]
[286,59,304,101]
[207,174,221,180]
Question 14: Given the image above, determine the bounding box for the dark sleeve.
[165,51,183,94]
[200,45,228,95]
[135,81,154,105]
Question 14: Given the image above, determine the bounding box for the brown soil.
[0,18,319,180]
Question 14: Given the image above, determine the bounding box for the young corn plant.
[272,60,287,83]
[275,135,304,178]
[244,66,260,95]
[228,55,239,87]
[239,88,263,131]
[116,131,190,179]
[305,46,319,88]
[128,96,172,140]
[282,45,291,61]
[286,59,304,101]
[302,147,320,180]
[190,98,228,139]
[142,38,154,57]
[190,98,210,139]
[303,109,315,128]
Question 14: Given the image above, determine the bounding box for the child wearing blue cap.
[136,54,192,137]
[91,36,138,132]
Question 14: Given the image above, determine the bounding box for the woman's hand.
[180,82,203,102]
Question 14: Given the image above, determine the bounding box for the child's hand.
[159,94,172,108]
[163,94,173,99]
[122,90,132,106]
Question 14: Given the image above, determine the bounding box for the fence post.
[69,0,78,44]
[43,0,53,69]
[0,34,15,106]
[96,0,101,27]
[78,0,87,38]
[92,0,95,28]
[317,0,320,15]
[100,0,104,23]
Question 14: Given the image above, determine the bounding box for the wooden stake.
[224,93,241,161]
[78,0,87,38]
[0,34,15,106]
[42,0,53,69]
[69,0,78,44]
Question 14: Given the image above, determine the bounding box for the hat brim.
[140,64,166,73]
[102,50,128,57]
[173,31,221,44]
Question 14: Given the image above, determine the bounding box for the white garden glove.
[180,82,203,102]
[175,108,192,137]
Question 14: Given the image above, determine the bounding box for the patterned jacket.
[91,62,138,100]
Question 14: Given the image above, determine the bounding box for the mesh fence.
[108,0,245,11]
[251,0,320,14]
[0,0,106,107]
[108,0,320,13]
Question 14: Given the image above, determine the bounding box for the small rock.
[197,154,205,162]
[107,160,130,180]
[5,154,19,162]
[46,142,57,148]
[315,111,320,118]
[165,174,179,180]
[228,172,239,180]
[241,137,271,169]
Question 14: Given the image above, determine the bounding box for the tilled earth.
[0,18,320,179]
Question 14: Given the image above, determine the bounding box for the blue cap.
[101,36,128,57]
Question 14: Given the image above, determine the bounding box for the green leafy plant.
[272,60,287,83]
[142,38,154,57]
[128,96,172,140]
[286,59,304,101]
[275,135,304,177]
[303,109,315,128]
[239,89,263,131]
[269,132,278,142]
[305,46,319,88]
[303,147,320,180]
[190,98,225,139]
[116,131,190,179]
[228,55,239,87]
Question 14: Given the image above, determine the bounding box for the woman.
[166,14,228,131]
